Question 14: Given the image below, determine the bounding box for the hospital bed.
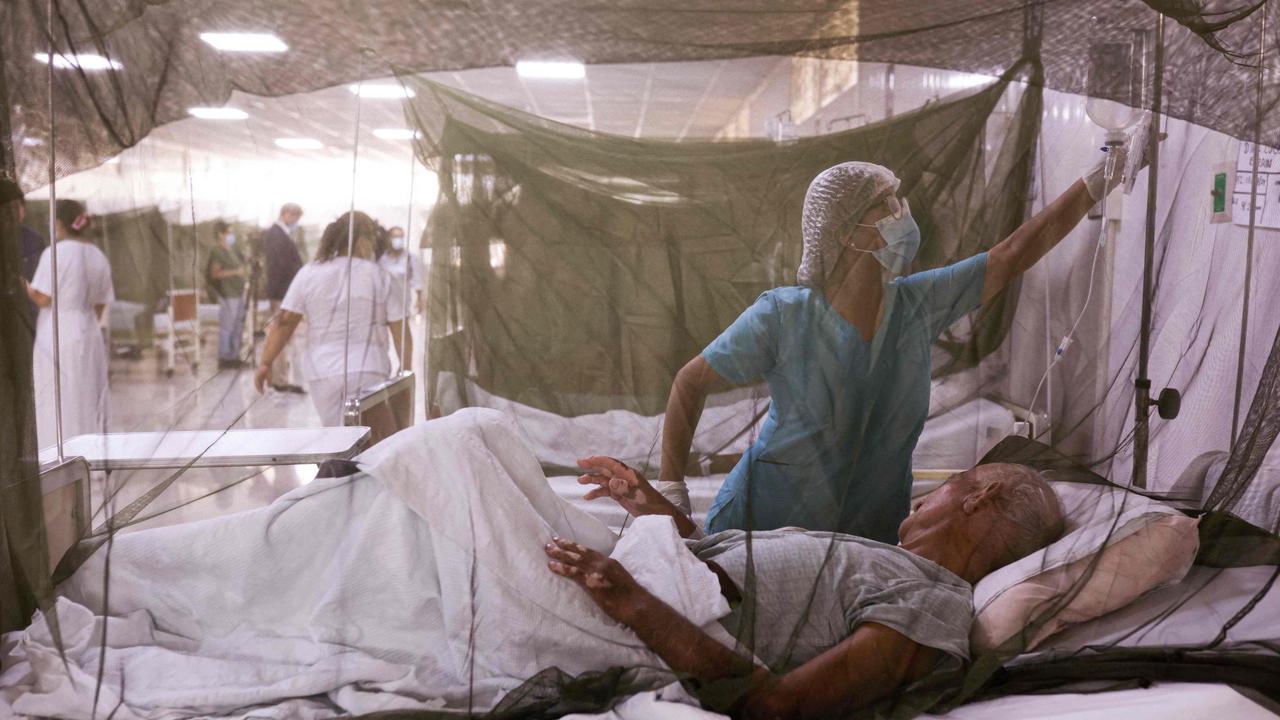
[434,370,1029,477]
[107,299,153,357]
[18,419,1279,719]
[432,371,1030,530]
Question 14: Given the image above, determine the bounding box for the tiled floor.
[76,317,427,534]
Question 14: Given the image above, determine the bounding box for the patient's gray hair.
[979,464,1065,568]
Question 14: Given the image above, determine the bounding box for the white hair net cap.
[797,162,901,287]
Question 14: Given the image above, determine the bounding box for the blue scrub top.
[702,253,988,543]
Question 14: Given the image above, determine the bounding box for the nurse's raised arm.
[981,146,1129,304]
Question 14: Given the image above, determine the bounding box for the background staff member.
[254,211,409,425]
[207,220,247,369]
[262,202,305,393]
[25,199,114,443]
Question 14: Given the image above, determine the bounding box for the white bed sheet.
[0,409,734,719]
[931,682,1276,719]
[558,680,1275,720]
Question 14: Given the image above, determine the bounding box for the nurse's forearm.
[258,318,297,368]
[982,179,1094,303]
[660,365,709,487]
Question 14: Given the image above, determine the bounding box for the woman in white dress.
[254,211,409,425]
[25,200,115,445]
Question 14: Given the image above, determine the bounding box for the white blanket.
[0,409,730,719]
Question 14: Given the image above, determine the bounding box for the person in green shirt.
[208,220,248,369]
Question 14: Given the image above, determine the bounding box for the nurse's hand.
[253,364,271,394]
[577,456,668,518]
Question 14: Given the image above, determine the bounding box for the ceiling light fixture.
[373,128,420,140]
[199,32,288,53]
[515,60,585,80]
[34,52,122,71]
[274,137,323,150]
[188,107,249,120]
[348,84,415,99]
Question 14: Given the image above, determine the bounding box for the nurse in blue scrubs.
[656,157,1122,542]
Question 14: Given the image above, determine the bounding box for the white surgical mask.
[851,198,921,277]
[390,236,405,251]
[225,233,237,247]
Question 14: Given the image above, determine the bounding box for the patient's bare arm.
[577,456,699,538]
[544,538,936,720]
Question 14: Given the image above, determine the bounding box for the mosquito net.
[1,1,1278,718]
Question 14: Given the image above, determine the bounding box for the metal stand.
[1132,13,1182,488]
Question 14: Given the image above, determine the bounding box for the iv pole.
[1131,12,1163,489]
[1132,11,1181,488]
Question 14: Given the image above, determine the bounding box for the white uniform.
[377,251,423,310]
[281,257,405,425]
[31,240,115,446]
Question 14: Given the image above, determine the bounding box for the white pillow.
[973,482,1188,615]
[970,482,1199,654]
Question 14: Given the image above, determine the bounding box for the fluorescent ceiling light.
[349,84,415,99]
[274,137,323,150]
[188,107,249,120]
[516,60,585,80]
[199,32,288,53]
[373,128,420,140]
[34,52,122,71]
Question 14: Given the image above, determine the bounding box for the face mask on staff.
[851,198,921,277]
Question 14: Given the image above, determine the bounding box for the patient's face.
[898,470,978,542]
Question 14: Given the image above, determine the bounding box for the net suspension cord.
[342,51,367,419]
[400,138,417,370]
[1233,1,1268,444]
[47,0,64,461]
[187,146,198,344]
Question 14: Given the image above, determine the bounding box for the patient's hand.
[577,456,668,518]
[545,537,644,624]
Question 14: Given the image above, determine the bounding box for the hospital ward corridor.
[3,1,1280,719]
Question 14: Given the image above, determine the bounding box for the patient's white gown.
[30,239,114,445]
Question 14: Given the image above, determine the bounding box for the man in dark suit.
[1,182,46,332]
[262,203,305,392]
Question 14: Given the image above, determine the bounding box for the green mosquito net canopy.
[1,1,1279,718]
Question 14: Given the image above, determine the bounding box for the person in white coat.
[25,199,114,445]
[254,211,409,425]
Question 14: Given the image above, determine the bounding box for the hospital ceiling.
[5,0,1273,190]
[118,57,790,168]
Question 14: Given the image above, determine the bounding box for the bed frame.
[38,457,92,568]
[343,371,416,446]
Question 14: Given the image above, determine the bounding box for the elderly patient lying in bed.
[559,454,1064,719]
[2,409,1062,720]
